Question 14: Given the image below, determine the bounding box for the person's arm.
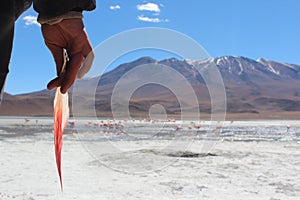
[0,1,15,102]
[0,1,33,103]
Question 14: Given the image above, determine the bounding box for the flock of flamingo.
[23,118,293,133]
[66,119,206,133]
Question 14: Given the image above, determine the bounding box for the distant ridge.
[1,56,300,119]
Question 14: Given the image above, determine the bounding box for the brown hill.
[1,56,300,119]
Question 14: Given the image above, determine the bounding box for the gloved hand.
[47,52,83,94]
[42,18,93,94]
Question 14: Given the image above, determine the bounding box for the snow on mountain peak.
[182,56,300,80]
[256,58,280,75]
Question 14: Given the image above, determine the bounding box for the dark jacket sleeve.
[15,0,33,19]
[0,1,15,94]
[0,1,15,74]
[0,0,32,93]
[0,0,32,74]
[33,0,96,17]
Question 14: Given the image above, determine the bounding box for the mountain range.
[1,56,300,119]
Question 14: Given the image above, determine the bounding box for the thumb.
[77,51,94,79]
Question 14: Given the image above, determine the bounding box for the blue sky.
[6,0,300,94]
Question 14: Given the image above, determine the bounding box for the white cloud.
[137,15,168,23]
[110,5,121,11]
[23,15,40,27]
[138,15,160,23]
[137,3,160,12]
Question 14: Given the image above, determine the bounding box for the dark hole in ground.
[140,149,217,158]
[166,151,217,158]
